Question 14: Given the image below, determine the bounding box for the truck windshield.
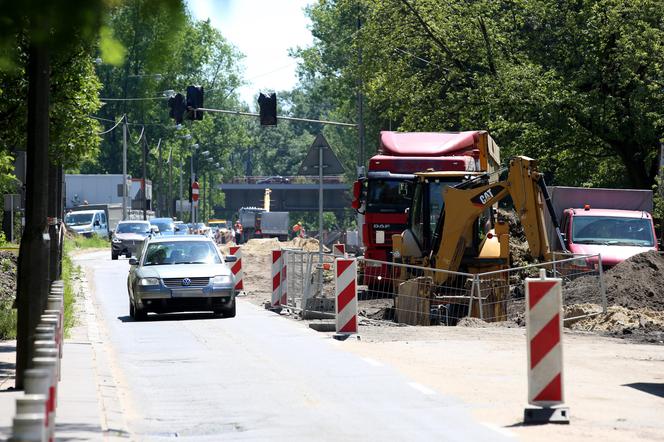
[366,179,412,213]
[572,216,654,246]
[64,213,93,226]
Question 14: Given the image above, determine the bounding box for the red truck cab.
[561,207,658,268]
[353,131,500,288]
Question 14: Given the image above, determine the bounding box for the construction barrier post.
[524,269,569,424]
[334,258,358,336]
[281,250,288,306]
[271,250,283,309]
[229,246,244,292]
[333,243,346,258]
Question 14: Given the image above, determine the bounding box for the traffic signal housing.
[258,92,277,126]
[186,85,204,121]
[168,93,186,124]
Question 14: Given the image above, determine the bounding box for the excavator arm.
[430,156,555,283]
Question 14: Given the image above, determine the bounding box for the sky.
[186,0,314,108]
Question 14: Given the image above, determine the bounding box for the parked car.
[150,217,177,236]
[111,220,152,260]
[127,236,237,320]
[64,209,109,238]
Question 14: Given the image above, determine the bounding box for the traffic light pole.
[194,107,357,128]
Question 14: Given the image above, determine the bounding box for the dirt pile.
[564,303,664,343]
[566,251,664,311]
[0,250,17,304]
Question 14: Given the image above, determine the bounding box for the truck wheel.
[112,252,118,260]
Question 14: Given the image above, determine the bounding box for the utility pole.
[16,40,51,389]
[157,139,162,216]
[179,154,183,221]
[142,137,147,221]
[122,117,128,220]
[190,151,195,223]
[168,145,173,218]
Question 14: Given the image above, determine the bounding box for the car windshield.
[143,241,222,266]
[366,179,412,213]
[64,213,94,226]
[572,216,654,246]
[116,222,150,234]
[151,221,174,233]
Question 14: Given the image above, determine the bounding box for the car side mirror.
[128,258,138,266]
[225,255,237,263]
[94,220,100,227]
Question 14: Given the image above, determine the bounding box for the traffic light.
[186,85,204,121]
[168,93,186,124]
[258,92,277,126]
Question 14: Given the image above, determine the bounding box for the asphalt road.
[77,250,509,441]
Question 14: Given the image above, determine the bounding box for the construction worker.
[234,220,243,244]
[291,221,302,239]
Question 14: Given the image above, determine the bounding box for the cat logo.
[479,189,494,205]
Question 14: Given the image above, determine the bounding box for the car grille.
[163,277,210,288]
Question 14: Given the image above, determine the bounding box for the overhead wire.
[95,115,125,135]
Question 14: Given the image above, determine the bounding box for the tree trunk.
[15,43,51,389]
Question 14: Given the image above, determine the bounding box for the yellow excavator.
[392,156,567,322]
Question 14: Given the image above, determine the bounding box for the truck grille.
[163,277,210,288]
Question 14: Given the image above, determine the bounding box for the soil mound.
[565,303,664,344]
[566,251,664,311]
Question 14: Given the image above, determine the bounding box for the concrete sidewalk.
[0,285,106,441]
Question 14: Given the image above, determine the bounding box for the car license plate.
[171,289,203,298]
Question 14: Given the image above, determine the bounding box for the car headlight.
[112,237,122,243]
[212,275,232,286]
[139,278,160,286]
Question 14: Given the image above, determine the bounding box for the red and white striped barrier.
[524,269,569,423]
[335,258,358,334]
[271,250,282,308]
[281,250,288,306]
[229,246,244,291]
[333,243,346,257]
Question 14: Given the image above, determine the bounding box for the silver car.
[127,236,237,320]
[112,220,152,260]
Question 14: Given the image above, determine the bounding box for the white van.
[64,209,109,238]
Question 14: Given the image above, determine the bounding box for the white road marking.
[481,422,515,439]
[408,382,436,396]
[362,357,383,367]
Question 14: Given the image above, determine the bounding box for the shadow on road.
[117,312,224,323]
[623,382,664,398]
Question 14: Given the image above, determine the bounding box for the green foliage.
[299,0,664,189]
[0,300,17,340]
[61,241,77,335]
[66,235,110,250]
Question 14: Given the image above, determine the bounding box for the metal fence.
[354,254,606,326]
[281,249,337,319]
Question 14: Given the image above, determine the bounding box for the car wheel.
[220,299,236,318]
[112,252,118,260]
[134,306,147,321]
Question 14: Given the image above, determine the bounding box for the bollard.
[15,395,47,442]
[271,250,283,309]
[228,246,244,291]
[23,369,50,441]
[334,258,358,335]
[32,358,57,442]
[34,349,59,393]
[524,269,569,424]
[11,414,45,442]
